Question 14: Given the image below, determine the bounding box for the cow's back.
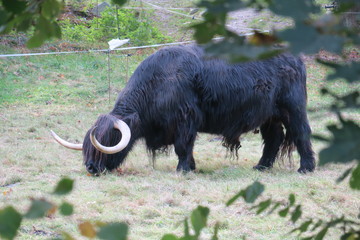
[196,53,306,136]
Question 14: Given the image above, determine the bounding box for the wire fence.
[0,0,267,105]
[0,40,195,58]
[4,0,357,106]
[0,47,158,106]
[0,1,206,106]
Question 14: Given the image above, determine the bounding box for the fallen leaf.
[47,206,57,218]
[79,221,96,238]
[3,189,13,196]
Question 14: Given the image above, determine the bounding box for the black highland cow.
[51,45,315,175]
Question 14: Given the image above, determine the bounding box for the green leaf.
[97,223,128,240]
[302,237,313,240]
[278,207,289,217]
[53,178,74,195]
[26,16,62,48]
[268,202,281,214]
[24,199,53,219]
[27,32,46,48]
[59,202,73,216]
[311,220,323,231]
[192,13,226,44]
[26,17,47,48]
[111,0,127,6]
[312,134,330,142]
[319,61,360,83]
[227,190,245,206]
[335,1,360,13]
[14,13,32,32]
[314,227,329,240]
[0,207,22,240]
[290,205,302,223]
[288,194,295,206]
[1,0,27,14]
[243,181,265,203]
[0,9,10,27]
[227,181,265,206]
[254,199,272,214]
[197,0,246,14]
[342,91,360,108]
[319,119,360,165]
[52,21,62,38]
[277,22,345,55]
[161,234,179,240]
[179,237,195,240]
[296,219,312,233]
[340,233,358,240]
[211,222,220,240]
[191,206,210,236]
[336,167,354,183]
[41,0,61,20]
[184,218,190,238]
[202,31,282,62]
[332,91,360,110]
[37,16,55,38]
[61,232,76,240]
[269,0,320,20]
[349,164,360,190]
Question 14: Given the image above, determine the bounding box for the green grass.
[1,48,360,239]
[0,47,153,105]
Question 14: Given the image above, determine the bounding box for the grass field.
[1,44,360,240]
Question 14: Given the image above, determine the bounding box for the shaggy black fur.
[83,45,315,174]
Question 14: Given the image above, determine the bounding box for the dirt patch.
[227,8,260,33]
[141,1,290,38]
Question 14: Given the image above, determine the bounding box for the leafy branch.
[0,178,128,240]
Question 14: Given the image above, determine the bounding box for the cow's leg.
[254,119,284,171]
[283,108,315,173]
[189,156,196,171]
[174,137,196,172]
[174,122,197,172]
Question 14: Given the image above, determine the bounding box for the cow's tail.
[276,54,307,167]
[278,130,296,167]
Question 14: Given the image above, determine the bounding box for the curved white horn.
[90,120,131,154]
[50,130,83,151]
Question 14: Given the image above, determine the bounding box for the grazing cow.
[51,45,315,175]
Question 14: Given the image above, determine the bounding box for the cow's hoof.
[176,166,193,173]
[297,167,315,174]
[253,165,269,172]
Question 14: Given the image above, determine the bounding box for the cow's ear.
[128,113,140,126]
[123,113,141,134]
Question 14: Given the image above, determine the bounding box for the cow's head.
[51,114,131,175]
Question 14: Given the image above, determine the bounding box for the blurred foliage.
[188,0,360,239]
[190,0,360,187]
[0,178,129,240]
[0,0,359,239]
[0,178,74,239]
[231,186,360,240]
[0,0,169,47]
[60,8,170,45]
[0,0,63,47]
